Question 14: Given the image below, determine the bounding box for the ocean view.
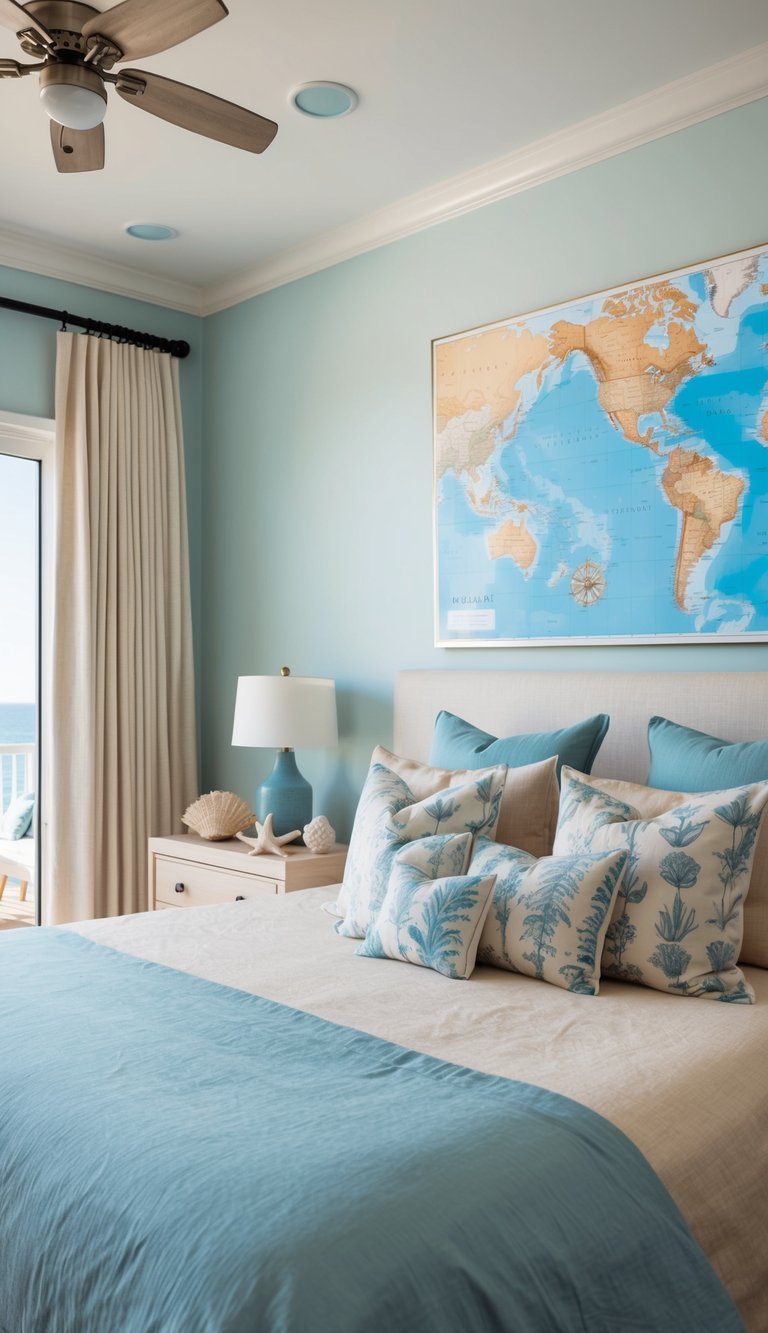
[0,702,36,811]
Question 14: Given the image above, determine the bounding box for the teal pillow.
[648,717,768,791]
[0,792,35,840]
[429,710,609,780]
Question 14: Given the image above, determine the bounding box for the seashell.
[182,791,254,841]
[303,814,335,854]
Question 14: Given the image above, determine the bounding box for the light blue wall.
[0,266,205,692]
[203,97,768,837]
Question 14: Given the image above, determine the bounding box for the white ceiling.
[1,0,767,313]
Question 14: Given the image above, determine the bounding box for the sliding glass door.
[0,413,53,928]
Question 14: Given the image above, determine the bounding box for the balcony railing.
[0,743,36,816]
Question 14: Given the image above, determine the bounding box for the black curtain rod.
[0,295,191,359]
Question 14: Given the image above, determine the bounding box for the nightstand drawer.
[154,856,279,907]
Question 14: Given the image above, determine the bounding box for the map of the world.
[434,243,768,645]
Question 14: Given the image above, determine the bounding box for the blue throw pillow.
[429,710,609,780]
[0,792,35,841]
[648,717,768,792]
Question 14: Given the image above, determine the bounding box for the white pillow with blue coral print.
[335,757,506,939]
[470,836,628,994]
[554,767,768,1002]
[357,836,495,979]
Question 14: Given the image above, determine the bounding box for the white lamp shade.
[232,675,338,750]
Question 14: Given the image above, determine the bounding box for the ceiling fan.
[0,0,277,171]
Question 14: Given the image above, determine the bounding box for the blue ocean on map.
[435,246,768,643]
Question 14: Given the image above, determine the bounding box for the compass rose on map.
[570,561,606,607]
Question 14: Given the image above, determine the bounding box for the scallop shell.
[302,815,335,854]
[182,791,254,841]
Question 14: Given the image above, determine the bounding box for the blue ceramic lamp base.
[256,749,312,841]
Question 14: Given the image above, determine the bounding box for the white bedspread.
[70,890,768,1330]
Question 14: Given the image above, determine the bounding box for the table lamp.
[232,668,338,839]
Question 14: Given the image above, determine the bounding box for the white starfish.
[236,815,301,858]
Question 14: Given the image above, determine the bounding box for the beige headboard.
[394,670,768,782]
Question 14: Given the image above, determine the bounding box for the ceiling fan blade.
[50,121,105,172]
[116,70,277,154]
[0,0,52,43]
[82,0,227,62]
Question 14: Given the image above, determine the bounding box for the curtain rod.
[0,295,191,359]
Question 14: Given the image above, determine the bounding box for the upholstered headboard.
[394,670,768,782]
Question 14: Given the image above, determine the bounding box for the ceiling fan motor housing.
[24,0,98,36]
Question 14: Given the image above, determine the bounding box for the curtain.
[47,332,198,923]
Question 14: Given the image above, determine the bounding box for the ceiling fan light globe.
[39,65,107,130]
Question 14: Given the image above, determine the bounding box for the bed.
[2,669,767,1331]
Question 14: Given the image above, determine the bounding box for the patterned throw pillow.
[646,717,768,970]
[344,746,560,859]
[335,758,506,939]
[470,836,628,994]
[357,836,496,979]
[554,767,768,1002]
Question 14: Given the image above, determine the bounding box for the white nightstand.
[148,833,347,910]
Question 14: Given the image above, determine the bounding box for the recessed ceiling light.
[291,82,358,119]
[124,223,178,241]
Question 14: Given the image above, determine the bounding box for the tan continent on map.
[761,409,768,446]
[549,282,709,452]
[487,517,538,573]
[435,324,550,477]
[706,257,759,318]
[661,446,744,611]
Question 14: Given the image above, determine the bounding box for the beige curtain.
[47,332,198,923]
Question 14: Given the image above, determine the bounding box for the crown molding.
[1,42,766,318]
[0,408,54,442]
[200,41,768,316]
[0,223,202,316]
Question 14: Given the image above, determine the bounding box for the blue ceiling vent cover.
[291,83,358,119]
[125,223,178,241]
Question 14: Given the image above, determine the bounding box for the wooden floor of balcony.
[0,880,35,929]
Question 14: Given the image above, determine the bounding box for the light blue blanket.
[0,929,743,1332]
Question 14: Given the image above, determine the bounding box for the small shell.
[303,814,335,854]
[182,791,254,841]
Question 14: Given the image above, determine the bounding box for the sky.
[0,454,37,703]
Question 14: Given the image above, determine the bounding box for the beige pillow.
[370,747,560,859]
[580,773,768,968]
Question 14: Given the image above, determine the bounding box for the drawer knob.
[174,882,185,894]
[235,895,245,902]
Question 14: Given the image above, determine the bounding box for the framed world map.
[433,242,768,646]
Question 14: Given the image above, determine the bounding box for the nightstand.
[148,833,347,910]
